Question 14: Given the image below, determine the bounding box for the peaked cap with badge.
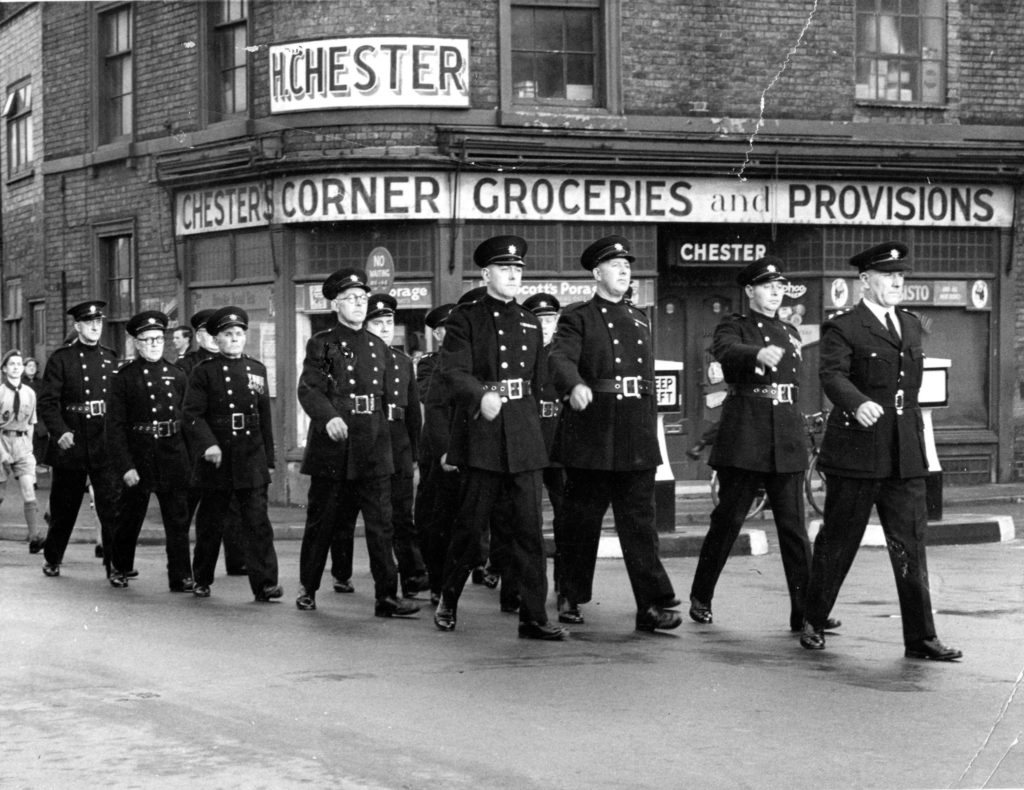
[473,235,527,268]
[322,267,371,300]
[425,303,455,329]
[522,293,561,316]
[580,235,635,270]
[365,293,398,321]
[850,241,911,273]
[190,308,216,332]
[736,256,788,287]
[126,310,169,337]
[206,306,248,335]
[67,300,106,322]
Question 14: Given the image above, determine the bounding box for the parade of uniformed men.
[105,311,193,591]
[433,236,565,639]
[800,242,962,661]
[548,235,680,632]
[182,306,282,603]
[36,300,121,579]
[295,268,419,618]
[687,257,837,634]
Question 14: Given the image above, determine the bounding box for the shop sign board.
[825,278,992,310]
[366,247,395,290]
[303,280,432,311]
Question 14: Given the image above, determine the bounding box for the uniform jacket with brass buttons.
[183,353,274,489]
[37,340,118,469]
[384,346,422,475]
[817,301,928,479]
[297,323,393,480]
[106,357,191,490]
[441,294,548,474]
[416,351,451,464]
[548,295,661,471]
[708,312,808,474]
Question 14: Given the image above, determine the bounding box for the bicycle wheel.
[710,470,768,519]
[804,453,826,516]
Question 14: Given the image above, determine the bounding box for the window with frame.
[507,0,610,108]
[4,279,23,351]
[855,0,946,104]
[188,229,274,283]
[209,0,249,121]
[3,81,32,176]
[30,300,46,365]
[98,5,133,143]
[100,232,135,357]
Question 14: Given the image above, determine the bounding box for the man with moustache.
[801,242,962,661]
[548,235,680,632]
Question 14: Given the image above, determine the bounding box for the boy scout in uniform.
[106,311,193,591]
[296,268,419,618]
[433,236,565,640]
[548,235,680,632]
[37,300,121,578]
[0,349,45,552]
[183,306,281,603]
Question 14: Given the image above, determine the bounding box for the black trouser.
[441,468,549,624]
[542,465,566,589]
[690,467,810,628]
[388,469,426,585]
[187,488,246,573]
[43,465,120,571]
[112,483,191,586]
[804,474,936,646]
[193,485,278,596]
[312,475,397,600]
[420,456,462,595]
[559,467,675,610]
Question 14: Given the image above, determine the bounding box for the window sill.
[854,100,948,111]
[5,168,34,185]
[499,107,627,131]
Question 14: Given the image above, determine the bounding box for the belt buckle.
[88,400,105,416]
[894,389,904,414]
[622,376,641,398]
[156,421,172,438]
[231,413,245,430]
[541,401,556,418]
[776,384,793,405]
[505,378,524,400]
[387,403,400,420]
[352,394,372,415]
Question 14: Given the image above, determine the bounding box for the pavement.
[1,471,1019,557]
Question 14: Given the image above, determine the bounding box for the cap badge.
[889,248,900,259]
[375,301,385,310]
[507,245,517,255]
[228,314,238,322]
[147,317,156,325]
[614,243,623,251]
[349,274,358,282]
[766,264,777,273]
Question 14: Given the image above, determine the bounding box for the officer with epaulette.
[688,257,837,634]
[296,268,419,619]
[548,235,680,632]
[37,300,121,579]
[433,236,565,640]
[329,292,428,599]
[801,241,961,661]
[106,311,193,591]
[178,307,248,578]
[182,306,282,603]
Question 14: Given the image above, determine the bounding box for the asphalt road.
[2,532,1023,790]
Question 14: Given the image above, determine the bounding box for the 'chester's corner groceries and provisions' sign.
[270,37,469,111]
[175,174,1014,236]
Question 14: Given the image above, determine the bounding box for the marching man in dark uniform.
[37,300,121,578]
[295,269,419,618]
[329,292,429,599]
[183,306,282,603]
[106,311,193,591]
[688,257,839,633]
[548,235,680,632]
[433,236,565,639]
[801,242,962,661]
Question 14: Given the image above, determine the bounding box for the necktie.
[884,312,901,345]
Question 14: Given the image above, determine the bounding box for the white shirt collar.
[861,298,899,333]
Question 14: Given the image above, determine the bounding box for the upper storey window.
[98,5,133,143]
[209,0,249,119]
[3,81,32,176]
[855,0,946,104]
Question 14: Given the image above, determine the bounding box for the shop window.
[295,222,434,276]
[855,0,945,104]
[207,0,249,121]
[3,81,32,177]
[97,5,133,144]
[4,279,23,351]
[502,0,620,112]
[99,230,135,358]
[188,230,273,283]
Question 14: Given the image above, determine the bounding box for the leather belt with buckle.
[350,394,378,415]
[540,401,561,418]
[211,413,260,430]
[1,429,29,436]
[589,377,653,398]
[887,389,918,415]
[483,379,531,400]
[387,404,405,421]
[132,419,181,438]
[729,383,797,405]
[66,400,107,417]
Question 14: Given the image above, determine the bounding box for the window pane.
[511,7,532,42]
[535,53,563,98]
[900,17,920,54]
[922,18,944,56]
[533,9,563,51]
[565,9,593,51]
[235,231,273,278]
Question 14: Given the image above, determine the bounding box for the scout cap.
[425,303,455,329]
[126,310,169,337]
[207,306,248,334]
[473,235,527,268]
[850,242,911,273]
[365,293,398,321]
[522,293,561,316]
[736,256,787,287]
[322,267,370,300]
[67,300,106,321]
[580,235,635,270]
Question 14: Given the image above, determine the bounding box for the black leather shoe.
[332,579,355,594]
[500,594,521,613]
[375,596,421,618]
[636,606,683,632]
[94,545,104,559]
[28,539,44,554]
[42,563,60,577]
[471,567,485,585]
[800,622,825,650]
[296,591,317,611]
[434,595,457,631]
[169,578,196,593]
[193,584,211,598]
[518,621,568,640]
[660,595,682,609]
[557,595,585,625]
[125,569,139,579]
[482,572,500,589]
[688,596,713,625]
[401,573,430,598]
[108,571,128,589]
[791,617,841,632]
[254,584,284,602]
[905,637,963,661]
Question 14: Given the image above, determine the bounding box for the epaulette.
[390,346,412,360]
[117,359,135,372]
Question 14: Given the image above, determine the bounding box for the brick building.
[2,0,1023,503]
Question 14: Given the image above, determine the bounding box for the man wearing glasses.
[105,311,193,591]
[37,300,121,579]
[295,268,419,619]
